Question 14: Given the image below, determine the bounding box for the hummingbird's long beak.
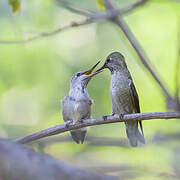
[84,61,101,75]
[95,62,107,72]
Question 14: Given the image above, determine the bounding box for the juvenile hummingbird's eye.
[76,72,81,77]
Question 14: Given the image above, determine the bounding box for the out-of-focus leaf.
[96,0,105,10]
[8,0,21,13]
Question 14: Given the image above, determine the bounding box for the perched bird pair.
[62,52,145,147]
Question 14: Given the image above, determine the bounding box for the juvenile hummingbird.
[62,62,102,144]
[97,52,145,147]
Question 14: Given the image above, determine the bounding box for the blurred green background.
[0,0,180,179]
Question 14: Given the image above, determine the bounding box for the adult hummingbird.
[62,62,102,144]
[97,52,145,147]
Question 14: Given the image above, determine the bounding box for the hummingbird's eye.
[106,58,111,63]
[76,72,81,77]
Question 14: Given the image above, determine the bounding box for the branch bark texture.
[14,111,180,144]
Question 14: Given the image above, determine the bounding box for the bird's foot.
[65,120,73,128]
[103,115,112,120]
[78,119,84,123]
[111,112,115,116]
[103,115,108,121]
[118,114,124,120]
[103,112,115,120]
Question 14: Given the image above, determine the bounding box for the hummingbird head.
[70,61,102,89]
[96,52,127,73]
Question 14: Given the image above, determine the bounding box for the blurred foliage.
[8,0,21,13]
[97,0,105,10]
[1,0,180,179]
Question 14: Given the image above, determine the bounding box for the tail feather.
[139,120,144,136]
[137,129,145,144]
[70,129,87,144]
[126,122,145,147]
[126,130,138,147]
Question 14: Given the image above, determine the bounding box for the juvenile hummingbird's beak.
[86,70,103,77]
[84,61,101,75]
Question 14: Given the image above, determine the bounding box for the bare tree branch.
[122,0,148,14]
[1,0,177,109]
[55,0,147,16]
[116,19,171,100]
[14,111,180,144]
[55,0,94,16]
[104,0,172,101]
[0,139,115,180]
[0,21,91,44]
[0,0,149,44]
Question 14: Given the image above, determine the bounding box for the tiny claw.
[78,119,84,123]
[111,112,115,116]
[65,120,73,128]
[119,114,124,120]
[103,115,108,121]
[103,113,115,120]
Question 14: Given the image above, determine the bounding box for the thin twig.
[0,0,150,45]
[14,111,180,144]
[0,21,90,44]
[122,0,148,14]
[104,0,172,101]
[55,0,94,16]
